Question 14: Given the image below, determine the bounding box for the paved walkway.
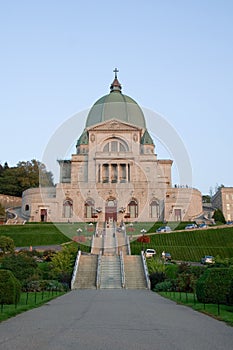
[1,290,233,350]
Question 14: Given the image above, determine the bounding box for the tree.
[0,270,21,304]
[1,253,38,282]
[0,159,54,197]
[202,195,211,203]
[196,268,233,304]
[0,236,15,254]
[213,208,226,224]
[49,244,77,284]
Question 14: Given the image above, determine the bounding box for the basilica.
[22,71,202,223]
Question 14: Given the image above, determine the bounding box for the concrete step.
[100,256,122,289]
[73,255,98,289]
[124,255,147,289]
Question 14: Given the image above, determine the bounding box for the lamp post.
[140,228,147,252]
[77,228,82,236]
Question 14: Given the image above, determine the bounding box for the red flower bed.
[137,236,150,243]
[72,236,87,243]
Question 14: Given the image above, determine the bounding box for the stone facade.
[212,187,233,222]
[0,194,22,209]
[22,73,203,223]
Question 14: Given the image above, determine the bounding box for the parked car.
[162,252,172,261]
[201,255,215,264]
[199,223,208,229]
[226,221,233,225]
[156,226,172,233]
[145,248,156,258]
[185,223,198,230]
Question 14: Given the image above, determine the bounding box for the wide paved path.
[1,290,233,350]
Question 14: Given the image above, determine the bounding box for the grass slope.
[0,224,70,246]
[130,227,233,261]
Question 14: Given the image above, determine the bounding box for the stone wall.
[0,194,22,208]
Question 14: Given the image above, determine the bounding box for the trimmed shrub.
[154,281,173,292]
[149,272,166,290]
[196,268,233,304]
[0,269,21,304]
[227,278,233,305]
[165,264,178,280]
[22,279,65,292]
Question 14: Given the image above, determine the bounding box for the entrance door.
[105,199,117,222]
[40,209,47,222]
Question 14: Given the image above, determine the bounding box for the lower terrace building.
[22,71,203,223]
[212,187,233,222]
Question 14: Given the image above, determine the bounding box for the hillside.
[130,226,233,261]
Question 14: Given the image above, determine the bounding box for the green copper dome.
[76,130,88,146]
[85,71,146,129]
[141,129,154,145]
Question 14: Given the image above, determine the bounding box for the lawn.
[130,226,233,261]
[159,291,233,326]
[0,291,66,322]
[0,222,96,247]
[0,224,70,247]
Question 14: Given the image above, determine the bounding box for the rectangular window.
[227,204,230,210]
[111,141,117,152]
[226,194,229,200]
[120,164,126,181]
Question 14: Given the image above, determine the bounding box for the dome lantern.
[110,68,122,93]
[85,70,146,129]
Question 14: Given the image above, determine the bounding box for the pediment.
[87,119,143,132]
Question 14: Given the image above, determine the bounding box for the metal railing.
[71,250,81,290]
[120,250,125,288]
[96,251,102,289]
[141,251,151,290]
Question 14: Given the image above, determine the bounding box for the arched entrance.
[105,198,117,222]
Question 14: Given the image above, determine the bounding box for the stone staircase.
[73,255,98,289]
[124,255,147,289]
[71,221,149,290]
[91,236,103,255]
[103,226,116,255]
[116,232,128,255]
[99,255,122,289]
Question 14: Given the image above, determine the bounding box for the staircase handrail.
[141,251,151,290]
[126,235,131,255]
[123,224,131,255]
[96,251,102,289]
[90,234,95,254]
[120,250,125,288]
[71,250,81,290]
[114,229,118,255]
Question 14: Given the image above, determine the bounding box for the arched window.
[85,198,94,219]
[128,199,138,218]
[150,199,159,218]
[25,204,29,211]
[63,199,73,218]
[103,138,129,153]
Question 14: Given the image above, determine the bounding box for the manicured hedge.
[196,267,233,304]
[0,269,21,304]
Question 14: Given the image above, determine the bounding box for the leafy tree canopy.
[0,236,15,254]
[0,159,54,197]
[202,195,211,203]
[1,253,38,282]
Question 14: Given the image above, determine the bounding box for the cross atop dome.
[113,68,119,79]
[110,68,122,93]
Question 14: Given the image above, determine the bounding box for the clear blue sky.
[0,0,232,195]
